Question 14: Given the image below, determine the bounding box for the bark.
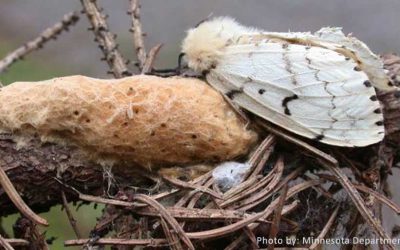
[0,134,151,216]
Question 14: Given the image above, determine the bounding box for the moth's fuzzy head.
[182,16,246,73]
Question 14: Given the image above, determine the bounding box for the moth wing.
[207,42,384,146]
[240,28,393,90]
[314,27,393,90]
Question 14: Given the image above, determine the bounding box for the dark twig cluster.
[0,12,79,74]
[0,165,48,226]
[55,133,399,249]
[12,218,49,250]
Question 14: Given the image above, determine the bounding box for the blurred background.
[0,0,399,249]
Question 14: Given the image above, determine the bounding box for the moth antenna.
[149,52,188,76]
[147,68,179,77]
[194,13,214,28]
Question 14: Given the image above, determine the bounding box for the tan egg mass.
[0,75,257,168]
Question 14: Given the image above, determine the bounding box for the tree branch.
[0,135,151,216]
[80,0,131,78]
[0,234,15,250]
[141,43,163,74]
[61,191,83,238]
[129,0,147,71]
[0,164,48,225]
[0,12,79,74]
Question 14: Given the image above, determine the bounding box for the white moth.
[181,17,394,147]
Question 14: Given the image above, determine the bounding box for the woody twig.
[129,0,147,71]
[0,161,48,226]
[0,12,79,74]
[80,0,131,78]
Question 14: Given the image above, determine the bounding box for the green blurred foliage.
[0,41,67,85]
